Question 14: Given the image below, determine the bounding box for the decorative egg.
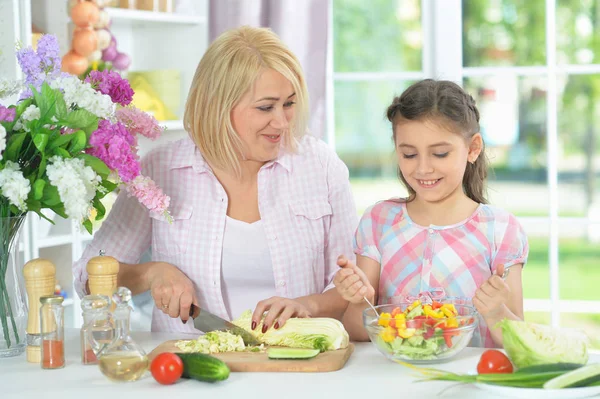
[112,53,131,70]
[62,50,89,75]
[96,29,111,50]
[93,10,110,29]
[71,1,99,27]
[72,28,97,57]
[101,45,118,62]
[88,50,102,62]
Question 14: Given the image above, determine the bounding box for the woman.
[73,26,358,333]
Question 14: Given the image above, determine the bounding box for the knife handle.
[189,304,200,318]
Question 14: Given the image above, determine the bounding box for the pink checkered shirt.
[73,135,358,332]
[355,200,529,347]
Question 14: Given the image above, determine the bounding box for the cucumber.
[543,363,600,389]
[515,363,583,374]
[175,353,230,382]
[267,348,320,359]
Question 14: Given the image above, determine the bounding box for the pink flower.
[87,119,140,182]
[0,105,16,122]
[116,107,163,140]
[125,175,172,221]
[85,70,134,106]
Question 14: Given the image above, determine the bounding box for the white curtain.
[209,0,329,139]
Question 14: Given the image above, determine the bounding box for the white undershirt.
[221,216,276,320]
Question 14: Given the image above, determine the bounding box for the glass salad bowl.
[363,299,478,364]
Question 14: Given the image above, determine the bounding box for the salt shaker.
[23,258,56,363]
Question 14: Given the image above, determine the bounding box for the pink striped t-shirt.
[354,199,529,348]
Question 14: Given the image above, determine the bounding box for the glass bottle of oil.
[80,294,113,365]
[98,287,148,382]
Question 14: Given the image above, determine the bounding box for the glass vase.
[0,216,27,358]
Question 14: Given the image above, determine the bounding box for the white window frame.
[327,0,600,327]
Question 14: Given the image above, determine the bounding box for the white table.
[1,328,598,399]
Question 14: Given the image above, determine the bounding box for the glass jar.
[98,287,148,382]
[39,295,65,369]
[80,294,114,365]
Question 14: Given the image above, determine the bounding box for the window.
[330,0,600,349]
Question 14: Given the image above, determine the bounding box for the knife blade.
[190,304,261,346]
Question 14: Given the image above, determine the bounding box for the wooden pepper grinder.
[86,250,119,301]
[23,258,56,363]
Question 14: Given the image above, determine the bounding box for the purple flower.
[85,70,134,106]
[87,120,141,182]
[0,105,16,123]
[16,35,63,96]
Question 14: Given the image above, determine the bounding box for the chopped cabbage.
[175,331,262,354]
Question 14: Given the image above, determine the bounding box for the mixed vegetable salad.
[370,299,476,360]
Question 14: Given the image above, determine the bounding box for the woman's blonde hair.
[183,25,309,175]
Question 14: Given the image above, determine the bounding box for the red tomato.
[477,349,514,374]
[150,352,184,385]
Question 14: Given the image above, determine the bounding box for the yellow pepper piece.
[406,300,421,312]
[397,328,416,339]
[424,305,444,319]
[378,312,392,327]
[380,326,397,342]
[441,306,456,318]
[446,318,459,328]
[444,304,457,314]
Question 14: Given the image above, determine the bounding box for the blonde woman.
[73,26,358,333]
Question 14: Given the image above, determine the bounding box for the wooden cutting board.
[148,340,354,372]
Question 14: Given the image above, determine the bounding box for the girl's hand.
[333,255,375,305]
[148,262,198,323]
[251,297,311,333]
[473,264,511,319]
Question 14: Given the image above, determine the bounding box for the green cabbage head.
[498,319,589,368]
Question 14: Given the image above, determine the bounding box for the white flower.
[13,104,40,132]
[0,79,23,99]
[46,156,102,221]
[49,76,114,119]
[0,161,31,211]
[0,124,6,160]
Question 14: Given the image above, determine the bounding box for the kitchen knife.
[190,304,261,346]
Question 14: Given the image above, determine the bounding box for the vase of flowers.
[0,35,171,357]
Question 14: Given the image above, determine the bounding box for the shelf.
[36,234,73,248]
[161,120,185,131]
[105,7,206,25]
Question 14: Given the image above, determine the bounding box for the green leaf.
[41,184,62,206]
[33,133,49,152]
[53,147,71,158]
[32,179,46,200]
[68,130,87,153]
[32,208,55,224]
[82,120,99,138]
[37,156,47,179]
[100,179,118,193]
[15,98,33,116]
[82,219,93,235]
[77,154,111,178]
[62,109,97,130]
[34,82,57,122]
[92,198,106,221]
[47,132,75,150]
[3,133,27,161]
[55,92,68,119]
[51,205,68,219]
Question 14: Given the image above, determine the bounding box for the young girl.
[334,79,528,348]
